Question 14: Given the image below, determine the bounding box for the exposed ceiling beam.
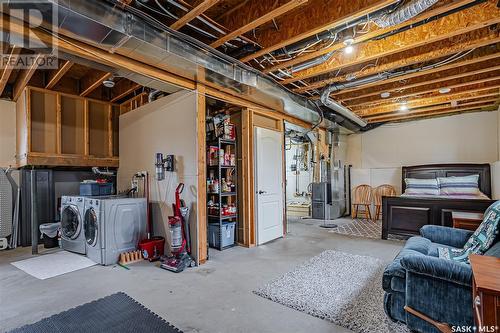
[349,76,500,108]
[355,87,500,115]
[368,104,498,123]
[263,0,476,73]
[294,29,500,93]
[216,0,249,21]
[80,71,111,97]
[13,54,43,101]
[1,13,195,91]
[366,97,500,120]
[281,1,500,84]
[330,47,500,97]
[110,79,141,103]
[339,63,500,103]
[239,0,397,62]
[45,60,74,89]
[170,0,220,30]
[210,0,308,49]
[0,45,19,96]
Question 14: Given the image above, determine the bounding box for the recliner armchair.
[383,225,500,333]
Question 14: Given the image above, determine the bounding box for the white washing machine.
[60,196,86,254]
[84,197,146,265]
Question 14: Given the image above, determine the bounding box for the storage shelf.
[208,138,236,146]
[208,165,236,169]
[208,214,238,220]
[206,135,238,251]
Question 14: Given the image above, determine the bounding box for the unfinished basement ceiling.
[124,0,500,123]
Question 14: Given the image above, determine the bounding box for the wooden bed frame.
[381,163,494,240]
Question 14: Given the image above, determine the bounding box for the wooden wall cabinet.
[16,87,119,167]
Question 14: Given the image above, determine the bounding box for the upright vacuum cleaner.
[160,183,196,272]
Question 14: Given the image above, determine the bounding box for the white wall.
[0,100,16,167]
[346,111,499,197]
[285,143,313,204]
[118,90,200,261]
[492,106,500,199]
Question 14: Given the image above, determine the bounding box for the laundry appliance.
[84,197,146,265]
[60,196,86,254]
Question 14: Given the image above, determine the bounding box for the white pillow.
[437,175,480,195]
[404,178,439,196]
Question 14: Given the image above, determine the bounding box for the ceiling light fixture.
[102,76,115,88]
[439,87,451,94]
[343,35,355,54]
[344,45,354,54]
[381,92,391,98]
[400,102,408,112]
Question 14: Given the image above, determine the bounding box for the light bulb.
[344,45,354,54]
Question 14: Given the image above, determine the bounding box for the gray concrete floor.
[0,217,402,333]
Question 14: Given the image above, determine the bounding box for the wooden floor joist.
[369,103,498,123]
[281,1,500,84]
[337,63,500,103]
[238,0,396,62]
[349,76,500,108]
[12,54,43,101]
[295,29,500,94]
[354,87,500,116]
[46,60,74,89]
[210,0,308,48]
[263,0,477,74]
[80,71,111,97]
[366,97,500,120]
[170,0,220,31]
[0,46,19,96]
[330,47,500,97]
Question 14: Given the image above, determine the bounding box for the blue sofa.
[383,225,500,333]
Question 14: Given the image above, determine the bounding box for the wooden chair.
[352,184,373,220]
[374,184,396,220]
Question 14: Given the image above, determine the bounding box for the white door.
[255,127,284,245]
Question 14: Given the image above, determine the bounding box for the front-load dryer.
[60,196,86,254]
[84,197,146,265]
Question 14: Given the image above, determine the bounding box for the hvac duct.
[4,0,337,126]
[373,0,439,28]
[318,96,367,128]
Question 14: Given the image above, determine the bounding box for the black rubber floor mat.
[8,292,183,333]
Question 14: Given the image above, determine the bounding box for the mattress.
[400,192,490,200]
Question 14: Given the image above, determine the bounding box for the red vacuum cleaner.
[160,183,195,272]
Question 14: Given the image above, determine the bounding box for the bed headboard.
[401,163,491,197]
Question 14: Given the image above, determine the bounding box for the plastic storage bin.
[80,182,113,196]
[208,222,236,249]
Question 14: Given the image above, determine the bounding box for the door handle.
[258,190,267,194]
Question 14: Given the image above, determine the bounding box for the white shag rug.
[254,250,409,333]
[11,250,96,280]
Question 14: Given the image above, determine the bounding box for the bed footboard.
[381,196,493,239]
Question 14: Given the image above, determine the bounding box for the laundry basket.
[39,222,60,248]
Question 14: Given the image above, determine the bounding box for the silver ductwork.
[4,0,341,127]
[319,93,367,127]
[373,0,439,28]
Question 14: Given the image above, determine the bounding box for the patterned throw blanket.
[438,201,500,263]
